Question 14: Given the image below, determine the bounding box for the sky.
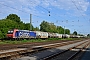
[0,0,90,35]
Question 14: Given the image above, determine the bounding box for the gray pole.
[64,26,65,34]
[30,14,32,31]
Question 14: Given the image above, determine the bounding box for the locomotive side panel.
[15,31,36,38]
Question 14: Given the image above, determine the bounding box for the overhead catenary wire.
[27,0,64,22]
[71,0,90,28]
[0,1,89,24]
[0,2,47,19]
[27,0,69,21]
[0,0,76,24]
[26,0,61,23]
[70,0,88,34]
[0,1,88,24]
[71,0,86,20]
[27,0,51,16]
[0,3,28,14]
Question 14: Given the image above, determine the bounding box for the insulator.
[49,14,50,16]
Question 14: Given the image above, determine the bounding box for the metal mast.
[30,14,32,31]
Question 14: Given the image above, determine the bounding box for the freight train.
[7,29,84,39]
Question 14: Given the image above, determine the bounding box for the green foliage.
[6,14,21,23]
[73,31,77,35]
[40,21,70,34]
[33,27,40,31]
[87,34,90,37]
[0,38,81,44]
[40,21,58,33]
[49,23,57,33]
[24,23,34,30]
[40,21,50,32]
[22,39,27,42]
[57,26,64,34]
[65,29,70,34]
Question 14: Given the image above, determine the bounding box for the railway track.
[0,40,78,50]
[41,40,90,60]
[0,40,86,60]
[0,38,87,50]
[0,40,83,51]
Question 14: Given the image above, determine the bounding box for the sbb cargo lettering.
[19,32,30,37]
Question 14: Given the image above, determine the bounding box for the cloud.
[0,0,89,18]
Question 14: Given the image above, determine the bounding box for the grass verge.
[0,38,84,44]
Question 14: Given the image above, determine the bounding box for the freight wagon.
[33,31,48,38]
[56,33,63,38]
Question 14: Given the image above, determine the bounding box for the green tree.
[33,27,40,31]
[40,21,50,32]
[40,21,57,32]
[57,26,64,34]
[6,14,21,23]
[40,21,71,34]
[24,23,34,30]
[87,34,90,37]
[65,29,70,34]
[49,23,57,33]
[73,31,77,35]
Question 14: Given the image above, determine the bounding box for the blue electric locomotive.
[7,29,36,39]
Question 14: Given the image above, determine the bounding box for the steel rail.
[67,42,90,60]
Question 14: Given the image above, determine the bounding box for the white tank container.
[34,31,48,38]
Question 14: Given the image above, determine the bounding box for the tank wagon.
[48,33,56,38]
[33,31,48,38]
[48,33,63,38]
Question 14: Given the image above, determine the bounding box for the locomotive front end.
[7,30,14,38]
